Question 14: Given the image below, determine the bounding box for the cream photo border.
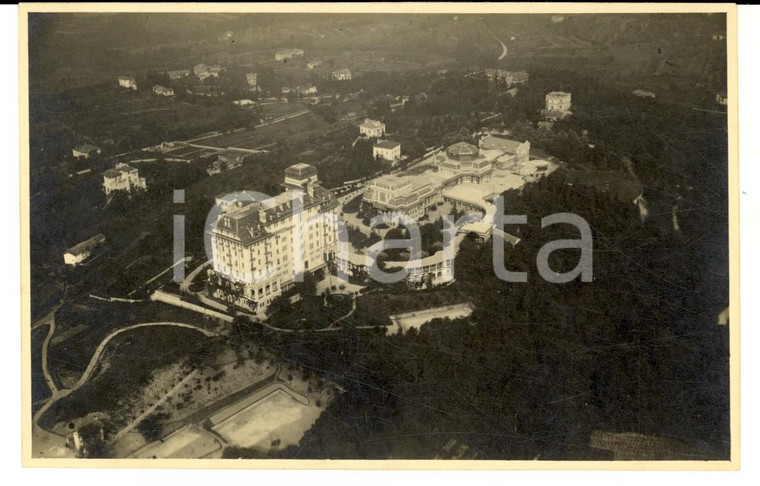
[17,2,741,471]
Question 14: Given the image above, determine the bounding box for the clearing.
[210,384,319,450]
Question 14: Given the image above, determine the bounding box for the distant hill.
[28,12,727,93]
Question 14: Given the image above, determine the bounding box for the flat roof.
[361,119,384,129]
[460,221,492,235]
[371,174,410,189]
[374,140,401,149]
[284,163,317,179]
[66,233,105,255]
[74,143,100,152]
[480,135,526,153]
[442,183,493,207]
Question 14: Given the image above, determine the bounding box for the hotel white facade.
[208,164,340,311]
[63,234,106,266]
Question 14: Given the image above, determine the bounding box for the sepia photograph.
[20,3,738,469]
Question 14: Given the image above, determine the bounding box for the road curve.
[74,322,217,390]
[35,322,216,427]
[484,24,508,60]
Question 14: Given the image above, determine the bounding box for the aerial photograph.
[24,7,733,464]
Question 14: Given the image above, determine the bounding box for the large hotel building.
[208,164,340,311]
[363,137,533,224]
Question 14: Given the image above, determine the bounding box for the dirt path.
[39,316,60,396]
[111,368,201,442]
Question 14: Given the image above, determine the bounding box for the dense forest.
[224,167,729,460]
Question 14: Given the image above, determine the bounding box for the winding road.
[32,320,217,458]
[73,322,217,391]
[484,24,508,60]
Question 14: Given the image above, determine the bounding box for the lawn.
[211,387,318,450]
[261,101,308,118]
[195,111,331,150]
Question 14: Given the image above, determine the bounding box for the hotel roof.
[215,185,336,245]
[371,174,411,189]
[284,163,317,180]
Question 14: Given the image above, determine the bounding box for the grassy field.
[196,111,331,150]
[212,387,316,450]
[260,101,308,118]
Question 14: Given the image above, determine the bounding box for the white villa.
[153,85,175,96]
[118,76,137,90]
[332,68,352,81]
[246,72,258,89]
[373,140,401,162]
[168,69,191,80]
[102,163,147,196]
[72,143,101,159]
[545,91,572,120]
[63,234,106,266]
[359,119,385,138]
